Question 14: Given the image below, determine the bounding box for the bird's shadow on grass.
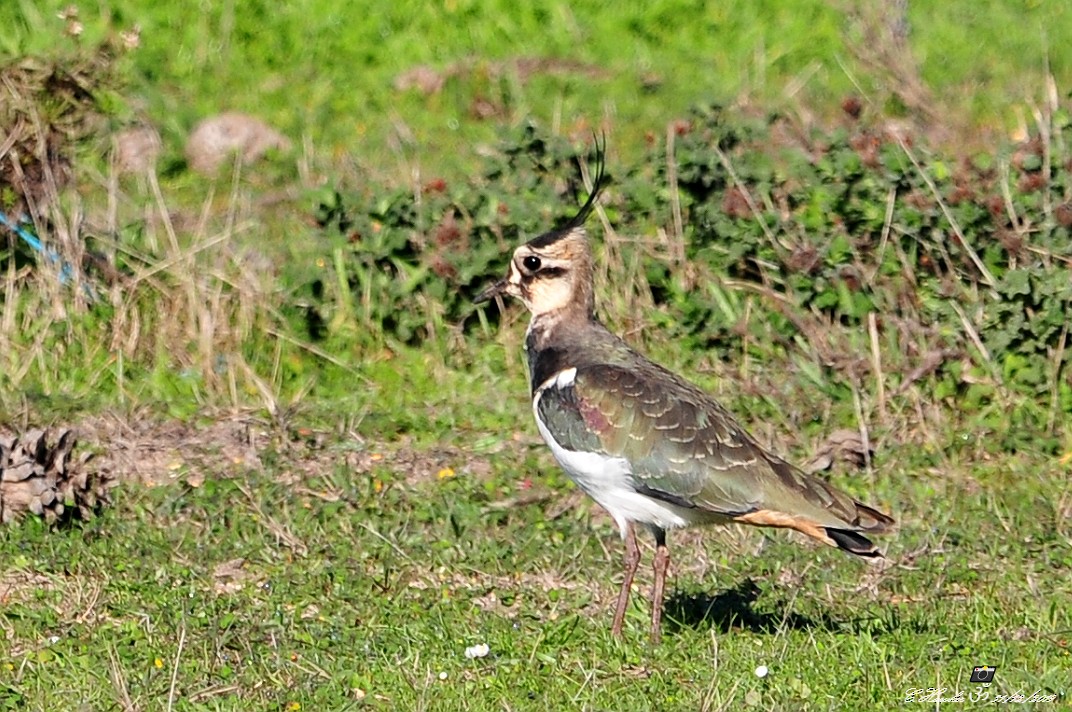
[663,578,843,635]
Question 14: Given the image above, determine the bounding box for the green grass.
[0,419,1067,710]
[3,0,1070,176]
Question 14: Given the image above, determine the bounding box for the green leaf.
[999,269,1032,297]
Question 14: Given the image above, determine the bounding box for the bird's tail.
[734,500,894,558]
[825,527,882,557]
[823,501,895,557]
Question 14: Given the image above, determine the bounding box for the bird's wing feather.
[536,364,872,528]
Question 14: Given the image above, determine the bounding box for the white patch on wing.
[555,367,577,388]
[536,367,576,394]
[533,381,697,537]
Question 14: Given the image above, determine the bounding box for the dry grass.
[1,180,289,406]
[0,33,337,422]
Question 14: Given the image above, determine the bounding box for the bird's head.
[474,141,607,319]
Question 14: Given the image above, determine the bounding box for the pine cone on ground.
[0,428,114,524]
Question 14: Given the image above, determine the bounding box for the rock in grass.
[185,112,292,175]
[113,125,162,174]
[0,428,114,525]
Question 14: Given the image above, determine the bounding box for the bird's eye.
[522,255,542,272]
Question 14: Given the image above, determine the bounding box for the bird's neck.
[526,295,602,347]
[524,304,612,394]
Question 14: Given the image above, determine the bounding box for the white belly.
[532,387,694,538]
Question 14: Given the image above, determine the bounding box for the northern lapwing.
[475,143,894,644]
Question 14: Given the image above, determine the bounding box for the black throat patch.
[525,330,572,394]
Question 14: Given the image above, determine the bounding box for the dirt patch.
[0,571,57,606]
[212,557,253,595]
[71,412,506,490]
[75,412,267,486]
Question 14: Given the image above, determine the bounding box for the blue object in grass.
[0,209,75,284]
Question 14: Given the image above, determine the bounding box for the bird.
[474,142,894,644]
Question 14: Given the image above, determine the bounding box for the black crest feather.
[528,135,608,249]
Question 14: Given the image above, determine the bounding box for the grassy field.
[4,0,1071,172]
[1,1,1071,710]
[0,414,1068,709]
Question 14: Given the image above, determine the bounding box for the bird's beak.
[474,277,508,304]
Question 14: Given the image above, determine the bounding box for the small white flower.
[755,665,769,678]
[464,643,490,659]
[438,671,448,680]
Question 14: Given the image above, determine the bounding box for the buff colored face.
[474,229,590,316]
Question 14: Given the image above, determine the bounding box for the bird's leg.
[611,522,640,638]
[650,527,670,645]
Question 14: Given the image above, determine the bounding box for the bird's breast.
[532,383,696,536]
